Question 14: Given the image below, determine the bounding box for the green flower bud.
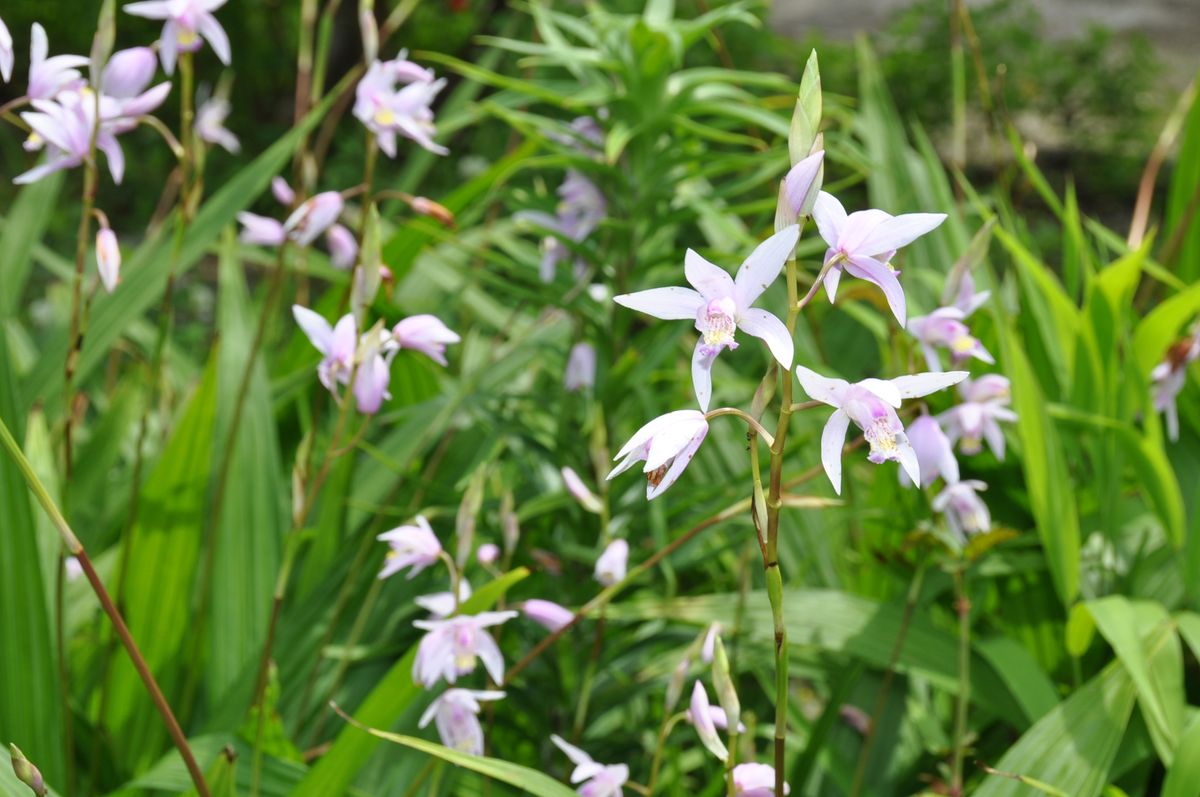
[9,745,46,797]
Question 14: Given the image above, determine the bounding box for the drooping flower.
[16,90,126,184]
[412,610,518,687]
[811,191,946,326]
[26,23,87,100]
[908,307,993,371]
[518,170,607,282]
[124,0,231,74]
[418,689,505,756]
[932,480,991,538]
[900,414,959,489]
[565,342,597,391]
[0,16,12,83]
[550,735,629,797]
[475,543,500,566]
[96,227,121,293]
[415,578,472,619]
[794,365,968,494]
[690,682,728,761]
[271,176,295,206]
[1150,332,1200,442]
[237,212,286,246]
[195,95,239,153]
[733,763,789,796]
[292,306,357,392]
[354,53,447,156]
[614,226,799,410]
[326,224,358,270]
[594,539,628,586]
[562,467,603,514]
[521,599,574,633]
[607,410,709,499]
[284,191,344,246]
[376,515,442,580]
[775,150,825,230]
[939,375,1017,459]
[391,315,460,366]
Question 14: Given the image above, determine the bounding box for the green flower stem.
[951,564,972,796]
[0,415,210,797]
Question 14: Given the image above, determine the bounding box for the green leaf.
[1163,712,1200,797]
[208,229,286,712]
[997,322,1080,605]
[1086,596,1184,765]
[334,725,576,797]
[292,568,530,797]
[975,660,1137,797]
[0,174,64,319]
[0,327,65,789]
[1132,281,1200,376]
[105,358,219,769]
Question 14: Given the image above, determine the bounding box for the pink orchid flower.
[775,150,824,230]
[237,212,286,246]
[594,539,628,586]
[811,191,946,326]
[195,95,238,153]
[325,224,358,270]
[939,375,1017,459]
[271,176,295,205]
[391,315,460,366]
[795,365,968,494]
[521,599,574,633]
[733,763,789,796]
[945,270,990,316]
[26,23,87,100]
[292,306,356,391]
[565,342,597,391]
[614,226,799,411]
[17,90,126,184]
[932,479,991,538]
[284,191,344,247]
[412,610,517,688]
[376,515,442,580]
[124,0,231,74]
[517,169,606,283]
[607,410,709,499]
[689,682,728,761]
[550,735,629,797]
[418,688,505,756]
[354,53,447,156]
[475,543,500,566]
[1151,332,1199,442]
[900,414,959,489]
[908,307,993,371]
[101,47,157,99]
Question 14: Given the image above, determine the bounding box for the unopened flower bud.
[711,637,741,732]
[326,223,358,270]
[284,191,344,246]
[521,598,574,632]
[775,149,824,232]
[410,196,455,227]
[564,342,596,391]
[96,227,121,292]
[101,46,157,98]
[700,622,721,664]
[237,212,286,247]
[561,467,603,514]
[594,538,628,586]
[359,2,379,64]
[9,745,46,796]
[476,542,499,565]
[65,556,83,581]
[271,176,295,206]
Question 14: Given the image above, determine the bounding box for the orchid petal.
[857,212,946,256]
[822,261,842,302]
[737,307,793,368]
[794,364,848,408]
[648,424,706,499]
[982,418,1006,460]
[614,287,704,321]
[690,682,728,762]
[691,342,716,412]
[896,436,921,486]
[812,191,846,249]
[732,224,799,310]
[684,249,735,302]
[197,12,231,64]
[859,378,903,408]
[123,1,174,19]
[821,409,850,495]
[890,370,969,399]
[845,254,907,326]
